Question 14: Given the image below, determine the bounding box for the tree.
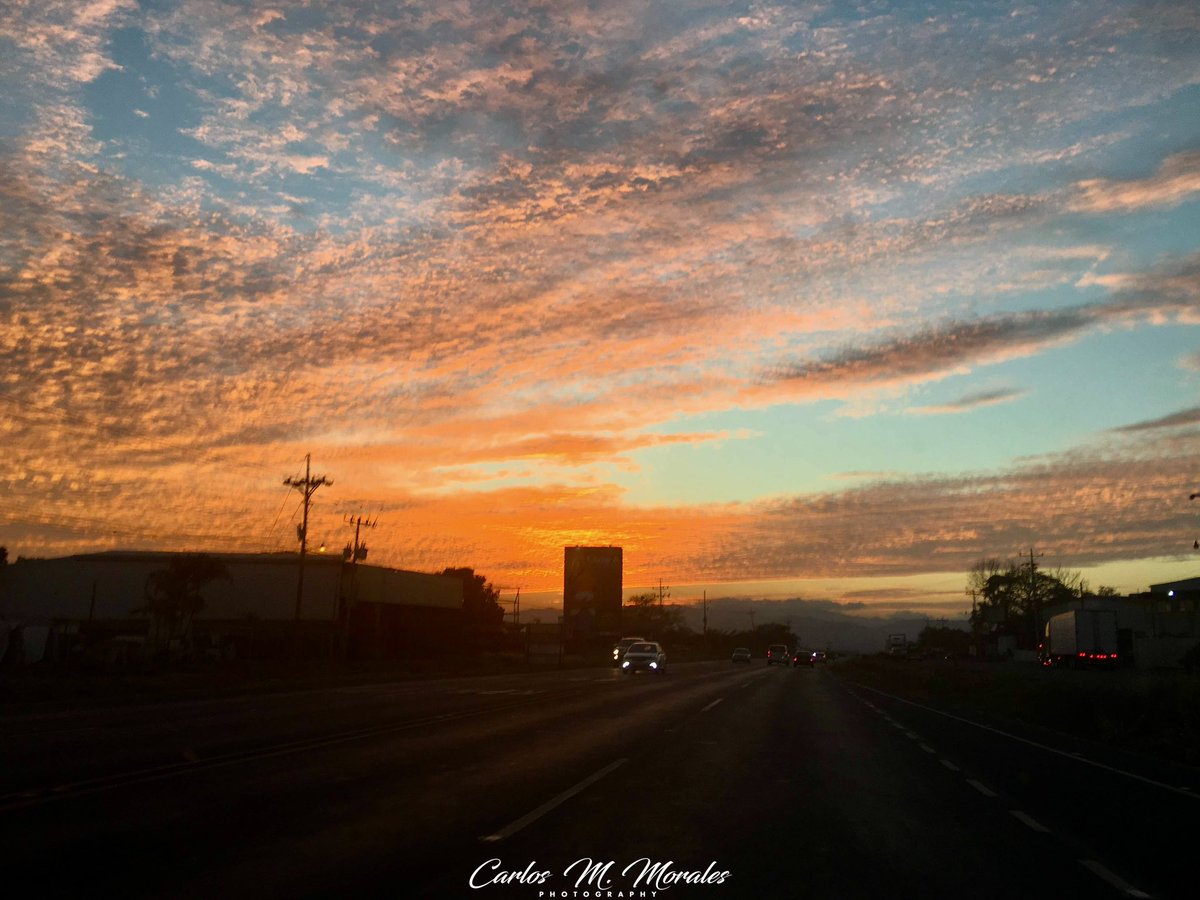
[621,592,687,639]
[967,556,1089,650]
[442,567,505,647]
[0,546,7,566]
[139,555,231,655]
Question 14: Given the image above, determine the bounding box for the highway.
[2,661,1194,898]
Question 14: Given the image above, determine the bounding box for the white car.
[612,635,646,665]
[620,641,667,674]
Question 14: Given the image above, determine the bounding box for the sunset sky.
[2,1,1198,617]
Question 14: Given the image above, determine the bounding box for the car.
[810,650,828,664]
[620,641,667,673]
[791,649,812,667]
[611,635,646,666]
[766,644,790,665]
[731,647,752,663]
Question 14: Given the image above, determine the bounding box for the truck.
[1040,609,1119,668]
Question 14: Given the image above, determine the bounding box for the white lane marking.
[1079,860,1153,898]
[967,779,997,798]
[482,758,628,842]
[918,743,935,754]
[1009,810,1050,833]
[701,698,724,712]
[851,683,1199,800]
[940,759,961,772]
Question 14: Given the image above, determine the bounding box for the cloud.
[1072,151,1200,213]
[697,442,1200,585]
[2,0,1199,602]
[283,155,329,174]
[908,388,1027,416]
[759,253,1200,399]
[1112,406,1200,433]
[763,309,1091,391]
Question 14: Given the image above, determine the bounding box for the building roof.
[1149,576,1200,594]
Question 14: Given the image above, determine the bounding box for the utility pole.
[1027,547,1043,650]
[284,454,332,624]
[657,578,669,607]
[339,514,376,659]
[343,514,377,564]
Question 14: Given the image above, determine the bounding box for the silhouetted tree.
[967,557,1087,649]
[622,592,688,639]
[442,567,504,648]
[0,546,7,566]
[138,555,230,655]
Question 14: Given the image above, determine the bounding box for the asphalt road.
[2,661,1194,898]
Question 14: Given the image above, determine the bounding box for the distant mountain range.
[514,596,968,654]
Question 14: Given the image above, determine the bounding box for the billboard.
[563,546,623,638]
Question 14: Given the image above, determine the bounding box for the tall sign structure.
[563,546,623,640]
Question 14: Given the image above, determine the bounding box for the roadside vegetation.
[836,654,1200,768]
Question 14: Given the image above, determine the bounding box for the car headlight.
[649,661,657,669]
[622,660,630,668]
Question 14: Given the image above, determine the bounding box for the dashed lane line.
[481,758,628,843]
[849,682,1198,800]
[1079,860,1153,898]
[850,685,1155,900]
[967,779,997,798]
[1010,810,1051,833]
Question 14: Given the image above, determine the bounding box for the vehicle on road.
[1040,610,1119,668]
[731,647,752,663]
[766,644,790,666]
[810,650,828,665]
[792,649,812,667]
[612,635,646,666]
[621,641,667,673]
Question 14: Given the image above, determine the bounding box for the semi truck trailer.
[1040,609,1118,668]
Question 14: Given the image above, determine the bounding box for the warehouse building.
[0,550,463,664]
